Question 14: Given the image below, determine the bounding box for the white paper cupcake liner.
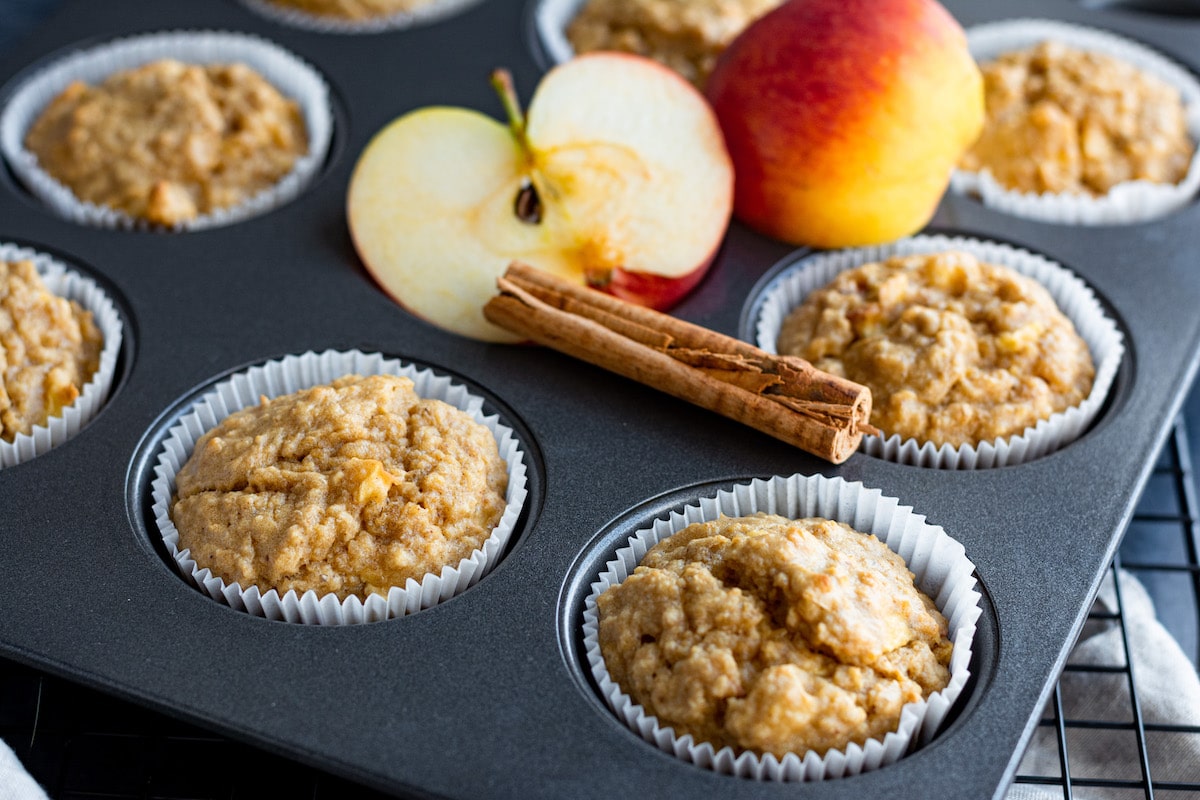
[950,18,1200,225]
[0,30,334,232]
[149,349,529,625]
[531,0,586,67]
[0,243,123,469]
[239,0,484,33]
[752,234,1125,469]
[582,473,982,781]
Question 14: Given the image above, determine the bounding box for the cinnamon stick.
[482,262,876,464]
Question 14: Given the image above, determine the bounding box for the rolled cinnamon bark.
[482,262,875,464]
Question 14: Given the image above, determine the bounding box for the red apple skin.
[705,0,984,249]
[587,249,717,311]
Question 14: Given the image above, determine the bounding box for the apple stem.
[490,68,533,163]
[492,68,544,226]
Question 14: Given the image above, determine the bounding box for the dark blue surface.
[0,0,63,50]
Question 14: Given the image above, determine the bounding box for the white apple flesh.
[346,52,734,343]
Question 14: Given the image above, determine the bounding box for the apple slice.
[346,52,734,343]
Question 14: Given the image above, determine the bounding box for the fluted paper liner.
[149,349,529,624]
[582,473,982,781]
[0,30,333,232]
[752,235,1125,469]
[531,0,587,66]
[0,243,122,469]
[951,18,1200,225]
[239,0,484,33]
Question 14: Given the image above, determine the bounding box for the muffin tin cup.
[752,234,1125,469]
[0,30,334,232]
[581,473,982,781]
[148,348,529,625]
[239,0,485,33]
[0,242,123,469]
[950,17,1200,226]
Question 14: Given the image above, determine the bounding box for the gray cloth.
[0,739,49,800]
[1007,569,1200,799]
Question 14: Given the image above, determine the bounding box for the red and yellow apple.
[346,52,734,343]
[705,0,984,249]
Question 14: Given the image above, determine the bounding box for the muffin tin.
[0,0,1197,797]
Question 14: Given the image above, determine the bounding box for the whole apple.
[705,0,984,249]
[347,53,734,343]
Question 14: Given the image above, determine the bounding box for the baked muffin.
[23,58,308,227]
[171,373,509,601]
[586,473,982,778]
[565,0,784,88]
[776,250,1094,449]
[261,0,440,18]
[0,260,103,442]
[596,512,952,758]
[960,40,1195,197]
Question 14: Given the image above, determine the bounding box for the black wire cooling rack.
[1010,417,1200,799]
[2,418,1199,800]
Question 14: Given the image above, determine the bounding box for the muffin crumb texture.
[264,0,439,19]
[960,41,1195,196]
[777,250,1095,448]
[597,513,952,758]
[0,260,102,442]
[24,59,308,227]
[566,0,783,88]
[171,374,508,600]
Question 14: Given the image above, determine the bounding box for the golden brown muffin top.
[566,0,784,88]
[960,41,1195,195]
[0,260,102,442]
[24,59,308,226]
[777,251,1094,448]
[172,374,509,600]
[597,513,951,758]
[264,0,439,20]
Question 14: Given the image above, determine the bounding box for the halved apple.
[346,52,734,343]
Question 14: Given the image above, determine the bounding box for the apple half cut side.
[346,51,735,343]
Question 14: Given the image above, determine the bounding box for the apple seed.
[513,178,542,225]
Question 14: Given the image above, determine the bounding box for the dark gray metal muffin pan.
[0,0,1196,797]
